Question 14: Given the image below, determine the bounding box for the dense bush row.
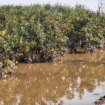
[0,4,105,75]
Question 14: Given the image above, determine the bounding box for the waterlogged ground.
[0,50,105,105]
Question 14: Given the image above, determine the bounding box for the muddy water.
[0,50,105,105]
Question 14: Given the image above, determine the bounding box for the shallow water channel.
[0,50,105,105]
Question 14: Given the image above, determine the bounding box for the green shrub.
[0,4,105,66]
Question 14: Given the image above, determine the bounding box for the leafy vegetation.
[0,4,105,76]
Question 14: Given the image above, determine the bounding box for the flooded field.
[0,50,105,105]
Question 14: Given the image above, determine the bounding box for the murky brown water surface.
[0,50,105,105]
